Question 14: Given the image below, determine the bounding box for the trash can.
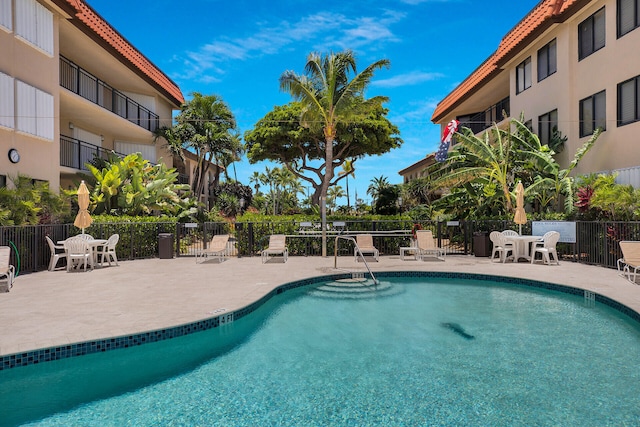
[158,233,174,259]
[473,231,491,257]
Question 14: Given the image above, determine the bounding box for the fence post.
[175,222,180,258]
[248,222,254,257]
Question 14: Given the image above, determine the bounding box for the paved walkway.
[1,254,640,356]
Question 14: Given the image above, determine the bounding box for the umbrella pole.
[519,224,522,235]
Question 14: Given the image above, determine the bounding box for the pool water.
[3,276,640,426]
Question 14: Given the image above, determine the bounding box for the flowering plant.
[412,223,423,240]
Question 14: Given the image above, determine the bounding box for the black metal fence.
[0,220,634,275]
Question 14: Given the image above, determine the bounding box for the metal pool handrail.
[333,235,378,285]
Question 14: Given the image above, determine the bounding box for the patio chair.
[501,229,519,237]
[530,231,560,265]
[618,241,640,284]
[74,234,94,241]
[45,235,66,271]
[64,238,92,272]
[262,234,288,263]
[98,234,120,267]
[415,230,445,261]
[490,231,515,263]
[196,234,229,264]
[0,246,15,290]
[355,234,379,262]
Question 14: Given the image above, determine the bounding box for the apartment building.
[398,154,436,184]
[426,0,640,184]
[0,0,217,195]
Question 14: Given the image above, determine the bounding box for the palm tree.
[154,93,241,199]
[260,167,276,215]
[339,158,356,211]
[367,175,390,207]
[249,171,262,195]
[279,50,390,255]
[327,185,346,214]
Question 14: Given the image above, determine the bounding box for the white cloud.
[175,10,404,83]
[373,71,444,88]
[388,98,440,124]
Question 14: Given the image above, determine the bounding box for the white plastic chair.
[530,231,560,265]
[501,229,519,237]
[74,234,94,241]
[45,236,65,271]
[64,238,92,272]
[98,234,119,266]
[490,231,514,263]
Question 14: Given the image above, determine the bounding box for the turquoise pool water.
[2,276,640,426]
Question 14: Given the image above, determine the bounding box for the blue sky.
[88,0,539,205]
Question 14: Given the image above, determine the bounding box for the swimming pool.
[2,273,640,426]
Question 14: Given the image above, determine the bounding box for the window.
[580,90,606,136]
[618,75,640,126]
[16,80,54,140]
[516,57,532,94]
[538,39,557,81]
[15,0,53,55]
[579,7,606,60]
[618,0,640,37]
[538,110,559,146]
[0,0,11,31]
[0,71,14,129]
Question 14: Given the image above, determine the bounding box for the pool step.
[309,279,402,299]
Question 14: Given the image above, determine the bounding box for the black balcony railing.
[459,97,510,134]
[60,56,159,132]
[60,135,125,171]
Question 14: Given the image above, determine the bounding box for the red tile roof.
[57,0,184,106]
[431,0,586,123]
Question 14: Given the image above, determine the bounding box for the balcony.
[60,135,125,171]
[59,56,159,132]
[458,97,510,134]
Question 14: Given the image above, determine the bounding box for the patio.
[1,254,640,357]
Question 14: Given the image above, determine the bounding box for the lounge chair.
[0,246,15,290]
[618,241,640,283]
[98,234,120,266]
[490,231,515,263]
[196,234,230,264]
[415,230,445,261]
[64,238,92,272]
[262,234,288,263]
[45,235,65,271]
[530,231,560,265]
[355,234,379,262]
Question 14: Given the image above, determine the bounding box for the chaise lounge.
[262,234,288,263]
[197,234,230,264]
[618,241,640,284]
[355,234,379,262]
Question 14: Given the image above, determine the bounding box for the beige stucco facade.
[0,0,184,192]
[431,0,640,181]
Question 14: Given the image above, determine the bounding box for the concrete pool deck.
[1,254,640,357]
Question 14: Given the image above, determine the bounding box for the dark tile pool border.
[2,271,638,371]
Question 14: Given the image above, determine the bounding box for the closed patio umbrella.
[73,180,92,233]
[514,181,527,235]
